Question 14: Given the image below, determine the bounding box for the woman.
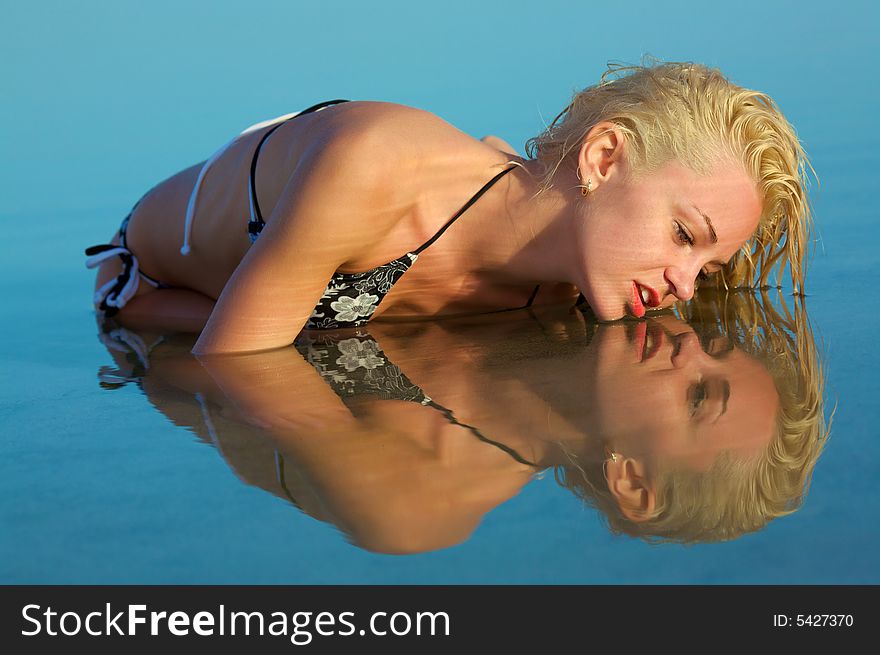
[85,60,813,354]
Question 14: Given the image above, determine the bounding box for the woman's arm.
[192,129,403,355]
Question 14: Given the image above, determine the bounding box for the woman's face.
[588,315,779,472]
[575,155,763,321]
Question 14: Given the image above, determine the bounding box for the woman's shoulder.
[279,100,501,271]
[325,100,459,131]
[294,100,491,221]
[318,100,483,164]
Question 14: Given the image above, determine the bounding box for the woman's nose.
[664,265,699,302]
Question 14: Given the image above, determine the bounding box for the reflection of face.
[590,315,779,472]
[576,157,762,320]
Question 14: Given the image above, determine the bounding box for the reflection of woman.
[85,60,813,354]
[551,292,829,543]
[94,293,827,551]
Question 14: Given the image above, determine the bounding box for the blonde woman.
[85,60,813,354]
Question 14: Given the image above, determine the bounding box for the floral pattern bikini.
[85,99,539,327]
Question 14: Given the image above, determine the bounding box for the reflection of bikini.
[295,333,539,467]
[85,99,540,325]
[97,324,538,513]
[270,334,544,507]
[94,319,166,388]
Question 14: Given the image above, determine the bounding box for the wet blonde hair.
[522,58,816,293]
[556,291,831,544]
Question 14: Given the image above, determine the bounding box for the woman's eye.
[674,221,694,246]
[688,381,707,417]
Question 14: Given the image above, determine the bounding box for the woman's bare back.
[115,103,490,294]
[94,100,579,343]
[121,102,375,299]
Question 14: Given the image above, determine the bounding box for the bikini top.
[242,100,536,329]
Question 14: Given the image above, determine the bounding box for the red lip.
[634,282,661,309]
[630,282,646,318]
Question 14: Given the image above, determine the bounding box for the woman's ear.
[576,122,626,189]
[604,455,656,523]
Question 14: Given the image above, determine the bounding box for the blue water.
[2,0,879,583]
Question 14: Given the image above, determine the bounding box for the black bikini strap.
[423,399,540,468]
[249,99,351,228]
[412,165,518,256]
[117,211,170,289]
[524,284,540,308]
[274,451,303,510]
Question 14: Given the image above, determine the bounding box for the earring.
[602,450,621,483]
[576,168,593,196]
[603,444,621,463]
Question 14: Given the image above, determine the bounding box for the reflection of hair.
[558,291,831,544]
[521,58,815,293]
